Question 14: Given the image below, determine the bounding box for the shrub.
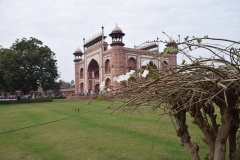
[52,96,67,99]
[0,97,53,105]
[98,95,103,101]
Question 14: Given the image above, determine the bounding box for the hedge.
[52,96,67,99]
[0,97,53,104]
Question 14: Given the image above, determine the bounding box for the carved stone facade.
[73,25,177,94]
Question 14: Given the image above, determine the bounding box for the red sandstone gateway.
[73,24,177,94]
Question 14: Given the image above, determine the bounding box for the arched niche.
[128,57,137,71]
[80,82,84,92]
[80,68,84,79]
[105,78,111,88]
[105,59,111,73]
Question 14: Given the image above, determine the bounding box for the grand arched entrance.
[87,59,100,93]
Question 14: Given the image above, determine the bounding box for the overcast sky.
[0,0,239,82]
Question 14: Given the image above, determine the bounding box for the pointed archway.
[80,82,84,93]
[87,59,100,92]
[105,78,111,88]
[95,84,99,93]
[128,57,137,71]
[80,68,84,79]
[162,60,168,70]
[105,59,111,73]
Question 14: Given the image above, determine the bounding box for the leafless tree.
[104,35,240,160]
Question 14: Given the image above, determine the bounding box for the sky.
[0,0,239,82]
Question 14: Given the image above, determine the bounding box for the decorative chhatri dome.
[73,46,83,62]
[111,24,123,33]
[109,24,125,47]
[74,46,82,53]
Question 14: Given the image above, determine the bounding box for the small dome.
[166,37,176,47]
[74,47,82,53]
[168,37,174,43]
[111,24,122,33]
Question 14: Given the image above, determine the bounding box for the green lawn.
[0,99,207,160]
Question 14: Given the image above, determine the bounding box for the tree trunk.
[229,130,237,160]
[229,108,239,160]
[192,103,215,159]
[234,147,240,160]
[214,106,233,160]
[176,109,201,160]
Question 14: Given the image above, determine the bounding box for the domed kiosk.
[109,24,125,47]
[73,47,83,62]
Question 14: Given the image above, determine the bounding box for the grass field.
[0,99,208,160]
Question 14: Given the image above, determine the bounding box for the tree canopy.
[103,36,240,160]
[0,37,60,94]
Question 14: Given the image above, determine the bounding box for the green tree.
[0,37,60,94]
[71,80,75,88]
[0,48,20,93]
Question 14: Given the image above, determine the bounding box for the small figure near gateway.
[73,24,177,94]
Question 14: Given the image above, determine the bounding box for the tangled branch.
[103,36,240,160]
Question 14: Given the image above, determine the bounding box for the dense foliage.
[0,37,60,94]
